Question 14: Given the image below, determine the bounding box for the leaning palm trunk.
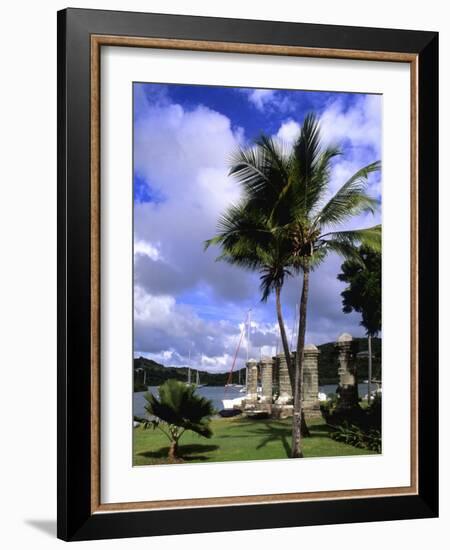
[275,286,294,383]
[291,265,310,458]
[276,286,310,439]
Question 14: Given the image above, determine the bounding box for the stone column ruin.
[302,344,321,418]
[245,359,258,404]
[259,356,274,413]
[275,353,292,405]
[336,333,359,410]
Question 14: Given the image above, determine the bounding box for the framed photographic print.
[57,8,439,541]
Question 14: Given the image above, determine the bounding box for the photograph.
[52,5,438,542]
[132,82,383,466]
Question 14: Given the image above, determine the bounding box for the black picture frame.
[57,7,438,541]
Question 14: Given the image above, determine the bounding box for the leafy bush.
[329,422,381,453]
[320,393,339,420]
[137,379,215,460]
[325,393,382,453]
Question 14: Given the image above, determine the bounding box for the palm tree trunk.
[291,265,310,458]
[275,286,294,385]
[168,440,178,461]
[276,286,310,439]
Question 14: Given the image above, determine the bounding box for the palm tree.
[205,203,297,386]
[207,113,381,458]
[205,200,315,437]
[139,379,215,460]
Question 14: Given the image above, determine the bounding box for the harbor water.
[133,383,373,418]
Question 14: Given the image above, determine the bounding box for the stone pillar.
[246,359,258,402]
[336,333,359,410]
[302,344,321,418]
[276,353,292,404]
[260,356,273,404]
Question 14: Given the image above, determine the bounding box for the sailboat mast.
[245,309,251,387]
[187,345,191,385]
[247,309,251,359]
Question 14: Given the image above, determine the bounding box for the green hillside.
[133,356,245,390]
[134,337,382,391]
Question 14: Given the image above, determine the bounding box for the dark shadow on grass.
[232,421,292,457]
[220,418,334,456]
[138,444,219,462]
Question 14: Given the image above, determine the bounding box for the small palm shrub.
[138,379,215,460]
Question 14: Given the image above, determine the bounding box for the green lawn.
[133,416,375,465]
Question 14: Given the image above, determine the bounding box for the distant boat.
[186,369,205,388]
[186,345,192,386]
[185,345,205,388]
[194,369,205,388]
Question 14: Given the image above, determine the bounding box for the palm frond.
[320,225,382,253]
[144,380,215,438]
[293,113,322,180]
[313,161,381,228]
[204,202,272,254]
[228,138,290,213]
[318,240,365,264]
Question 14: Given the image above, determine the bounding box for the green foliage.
[134,356,244,387]
[134,378,148,392]
[329,422,381,453]
[324,393,382,453]
[338,246,382,336]
[319,398,334,418]
[142,379,215,439]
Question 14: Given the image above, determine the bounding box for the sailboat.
[226,368,245,389]
[186,345,193,386]
[194,369,205,388]
[235,366,245,389]
[219,309,251,416]
[186,345,206,388]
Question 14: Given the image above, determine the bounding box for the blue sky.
[133,82,382,372]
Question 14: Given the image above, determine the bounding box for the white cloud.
[318,95,382,201]
[134,240,161,260]
[240,88,295,113]
[134,285,286,372]
[274,95,382,205]
[133,90,381,369]
[244,89,276,110]
[276,119,300,146]
[319,95,382,155]
[134,97,255,304]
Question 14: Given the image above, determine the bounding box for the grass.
[133,416,375,465]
